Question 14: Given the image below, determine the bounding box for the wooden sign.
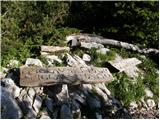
[106,58,141,72]
[20,66,113,87]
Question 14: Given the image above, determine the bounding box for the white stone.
[7,60,19,67]
[96,48,110,55]
[40,112,51,119]
[82,54,91,62]
[74,55,87,66]
[1,78,21,98]
[46,55,62,65]
[28,88,36,99]
[32,95,42,113]
[25,58,43,67]
[66,35,77,42]
[56,84,69,102]
[66,54,87,67]
[145,88,153,98]
[146,99,156,108]
[66,53,78,66]
[130,101,138,108]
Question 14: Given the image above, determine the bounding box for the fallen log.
[41,46,70,54]
[20,66,113,87]
[66,34,159,55]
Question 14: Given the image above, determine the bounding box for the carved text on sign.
[20,66,113,87]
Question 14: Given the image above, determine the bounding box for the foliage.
[107,73,145,106]
[108,47,159,105]
[89,48,116,67]
[68,1,158,48]
[1,1,158,67]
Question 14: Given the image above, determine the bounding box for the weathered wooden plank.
[20,66,113,87]
[41,46,69,53]
[106,58,141,72]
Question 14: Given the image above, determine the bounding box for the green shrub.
[106,73,145,106]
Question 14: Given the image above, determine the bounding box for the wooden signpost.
[20,66,113,87]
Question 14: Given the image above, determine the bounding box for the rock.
[45,97,54,113]
[130,101,138,108]
[7,60,19,67]
[70,92,86,105]
[40,111,51,119]
[60,104,73,119]
[32,95,42,113]
[34,87,43,94]
[25,58,43,67]
[124,66,140,78]
[73,55,87,66]
[96,48,110,55]
[24,109,37,119]
[1,86,23,119]
[129,101,138,114]
[146,99,156,108]
[66,35,77,42]
[72,100,81,119]
[27,88,36,99]
[87,95,101,109]
[56,84,69,102]
[1,78,21,98]
[145,88,153,98]
[95,83,111,95]
[95,112,102,119]
[46,55,62,65]
[82,54,91,62]
[66,53,79,66]
[66,53,87,67]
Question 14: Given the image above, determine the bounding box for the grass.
[106,47,159,106]
[106,73,145,106]
[89,48,116,67]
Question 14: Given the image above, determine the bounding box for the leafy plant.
[107,73,145,106]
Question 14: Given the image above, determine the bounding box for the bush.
[107,73,145,106]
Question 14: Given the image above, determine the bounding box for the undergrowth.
[107,47,159,106]
[89,48,116,67]
[106,73,145,106]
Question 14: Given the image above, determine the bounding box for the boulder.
[1,86,23,119]
[25,58,43,67]
[146,99,156,108]
[45,97,54,113]
[32,95,43,114]
[66,53,87,67]
[46,55,62,65]
[60,104,73,119]
[82,54,91,62]
[1,78,21,98]
[87,95,101,109]
[145,88,153,98]
[96,48,110,55]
